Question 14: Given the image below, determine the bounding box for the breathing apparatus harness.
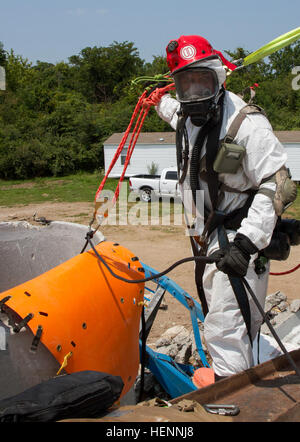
[175,81,299,345]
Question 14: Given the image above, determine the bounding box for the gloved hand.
[210,233,258,277]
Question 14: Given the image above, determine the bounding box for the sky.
[1,0,300,66]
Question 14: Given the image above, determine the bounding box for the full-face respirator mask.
[173,65,221,126]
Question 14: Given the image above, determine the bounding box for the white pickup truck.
[129,167,180,202]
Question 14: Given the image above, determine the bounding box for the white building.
[103,132,177,177]
[103,131,300,180]
[275,131,300,181]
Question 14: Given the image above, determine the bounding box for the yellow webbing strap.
[56,351,73,376]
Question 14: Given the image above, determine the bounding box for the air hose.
[176,113,189,185]
[85,234,215,402]
[270,264,300,276]
[85,234,215,284]
[242,277,300,378]
[86,234,300,379]
[189,124,208,207]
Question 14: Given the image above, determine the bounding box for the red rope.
[270,263,300,276]
[94,83,175,216]
[113,103,151,203]
[94,90,147,201]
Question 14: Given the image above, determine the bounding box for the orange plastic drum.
[1,241,145,397]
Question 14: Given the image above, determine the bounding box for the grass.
[285,185,300,219]
[0,171,120,206]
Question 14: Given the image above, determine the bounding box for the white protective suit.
[155,59,288,377]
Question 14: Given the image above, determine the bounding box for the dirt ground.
[1,201,299,344]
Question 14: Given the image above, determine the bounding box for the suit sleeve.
[236,114,288,250]
[155,94,180,130]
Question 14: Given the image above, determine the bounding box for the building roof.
[104,132,176,145]
[104,131,300,145]
[274,131,300,143]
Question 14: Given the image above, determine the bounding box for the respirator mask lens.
[174,68,219,103]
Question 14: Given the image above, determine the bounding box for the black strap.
[218,225,253,346]
[0,296,11,312]
[189,235,209,317]
[188,94,225,316]
[13,313,34,333]
[189,100,263,335]
[222,191,256,232]
[30,325,43,353]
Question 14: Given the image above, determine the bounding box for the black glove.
[210,233,258,277]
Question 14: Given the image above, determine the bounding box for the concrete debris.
[265,291,287,313]
[290,299,300,313]
[253,292,300,364]
[261,292,300,334]
[154,325,207,366]
[277,300,289,312]
[266,291,287,305]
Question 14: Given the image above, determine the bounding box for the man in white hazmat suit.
[154,35,295,380]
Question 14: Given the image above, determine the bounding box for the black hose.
[176,113,189,184]
[85,234,300,378]
[138,306,146,403]
[87,236,215,284]
[189,123,209,208]
[241,277,300,378]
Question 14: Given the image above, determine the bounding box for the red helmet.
[166,35,237,74]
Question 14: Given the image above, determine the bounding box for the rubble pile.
[261,291,300,334]
[153,324,206,366]
[149,292,300,367]
[134,292,300,402]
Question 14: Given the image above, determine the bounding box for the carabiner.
[203,404,240,416]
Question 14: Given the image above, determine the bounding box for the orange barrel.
[1,241,145,397]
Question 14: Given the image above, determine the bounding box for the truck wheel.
[140,187,152,203]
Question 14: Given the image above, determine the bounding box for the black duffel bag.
[0,370,124,422]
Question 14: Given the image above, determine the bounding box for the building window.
[121,148,129,166]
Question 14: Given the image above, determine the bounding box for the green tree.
[143,55,169,76]
[69,41,144,103]
[4,49,33,92]
[268,41,300,76]
[0,40,299,180]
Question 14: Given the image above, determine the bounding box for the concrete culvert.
[0,221,106,402]
[0,221,105,292]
